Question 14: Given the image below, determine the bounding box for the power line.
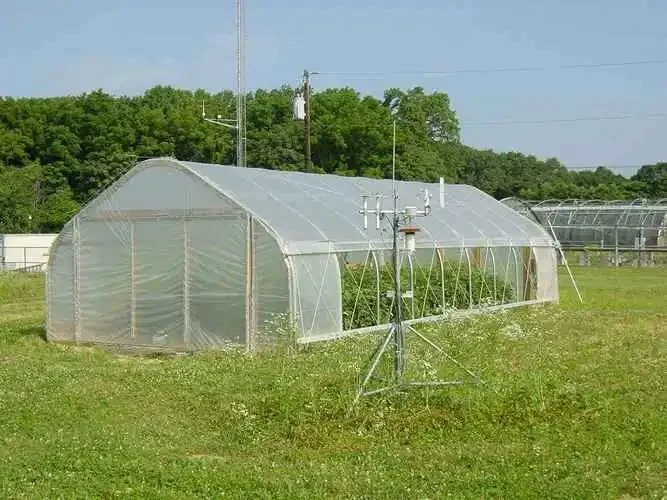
[461,112,667,126]
[566,165,648,171]
[315,59,667,79]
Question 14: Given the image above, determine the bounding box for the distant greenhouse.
[47,158,559,352]
[502,199,667,250]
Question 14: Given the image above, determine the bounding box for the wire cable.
[461,112,667,126]
[566,164,655,171]
[314,59,667,79]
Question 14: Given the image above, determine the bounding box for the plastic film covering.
[411,247,441,316]
[291,251,342,341]
[188,217,247,348]
[48,160,253,349]
[182,160,554,253]
[47,222,74,341]
[87,161,237,215]
[133,219,185,347]
[490,247,522,303]
[533,247,559,302]
[78,219,132,344]
[253,221,290,344]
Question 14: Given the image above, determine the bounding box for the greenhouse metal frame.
[47,158,559,351]
[503,198,667,250]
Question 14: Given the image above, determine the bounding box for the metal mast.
[236,0,246,169]
[350,104,480,411]
[390,105,405,378]
[201,0,246,168]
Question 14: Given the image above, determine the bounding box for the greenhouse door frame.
[245,214,257,349]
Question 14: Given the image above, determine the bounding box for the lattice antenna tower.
[202,0,247,169]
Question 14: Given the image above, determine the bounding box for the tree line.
[0,85,664,233]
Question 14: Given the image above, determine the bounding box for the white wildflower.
[501,322,524,339]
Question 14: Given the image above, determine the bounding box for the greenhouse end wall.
[47,161,291,350]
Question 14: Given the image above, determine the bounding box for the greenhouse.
[47,158,559,351]
[504,198,667,250]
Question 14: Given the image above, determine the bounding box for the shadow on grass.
[143,351,183,360]
[17,324,47,341]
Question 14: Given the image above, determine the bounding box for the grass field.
[0,268,665,498]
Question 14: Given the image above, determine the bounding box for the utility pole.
[303,69,312,171]
[302,69,319,171]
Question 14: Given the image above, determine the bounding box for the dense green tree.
[632,163,667,199]
[0,164,79,233]
[247,87,304,170]
[310,88,393,175]
[0,84,663,233]
[383,87,460,144]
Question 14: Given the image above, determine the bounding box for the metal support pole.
[510,247,521,300]
[491,248,498,300]
[407,252,415,319]
[390,113,404,378]
[371,250,381,325]
[522,247,534,301]
[349,324,395,411]
[393,213,405,380]
[501,247,512,303]
[130,221,136,339]
[406,325,481,381]
[437,248,446,313]
[392,119,396,179]
[464,249,473,308]
[73,217,81,342]
[245,215,256,349]
[419,247,437,318]
[285,255,298,338]
[183,219,191,348]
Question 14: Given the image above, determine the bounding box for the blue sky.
[1,0,666,173]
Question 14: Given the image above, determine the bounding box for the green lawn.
[0,268,665,499]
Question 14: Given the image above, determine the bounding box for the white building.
[1,234,58,271]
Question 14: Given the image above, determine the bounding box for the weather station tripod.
[349,185,482,411]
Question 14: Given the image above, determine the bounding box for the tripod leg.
[406,325,481,381]
[358,324,393,379]
[394,320,405,382]
[349,325,395,411]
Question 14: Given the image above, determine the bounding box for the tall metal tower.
[235,0,246,169]
[202,0,246,169]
